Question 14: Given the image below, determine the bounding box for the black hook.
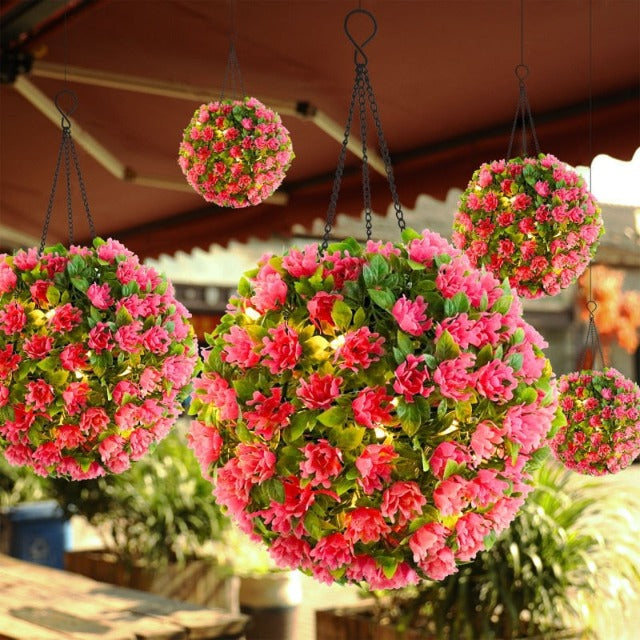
[54,89,78,129]
[514,63,529,85]
[344,8,377,66]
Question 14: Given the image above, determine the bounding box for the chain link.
[358,74,373,241]
[507,71,541,158]
[39,127,67,255]
[63,131,74,245]
[69,137,96,239]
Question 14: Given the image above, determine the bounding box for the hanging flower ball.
[188,228,562,589]
[0,238,199,480]
[452,153,603,299]
[551,367,640,475]
[178,97,294,208]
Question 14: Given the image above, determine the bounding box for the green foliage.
[371,461,640,639]
[0,454,51,507]
[48,426,229,567]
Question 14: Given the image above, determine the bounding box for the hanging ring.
[344,8,377,66]
[586,300,598,316]
[514,63,529,84]
[54,89,78,129]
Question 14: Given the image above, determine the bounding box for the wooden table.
[0,554,248,639]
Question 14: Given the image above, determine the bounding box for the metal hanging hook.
[514,63,529,84]
[54,89,78,129]
[344,8,377,66]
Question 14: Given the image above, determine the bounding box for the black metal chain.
[39,90,96,254]
[321,8,406,250]
[506,65,541,158]
[579,301,606,370]
[220,1,245,101]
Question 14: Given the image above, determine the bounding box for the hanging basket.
[188,228,561,588]
[453,153,603,299]
[178,97,294,208]
[0,238,199,479]
[552,367,640,475]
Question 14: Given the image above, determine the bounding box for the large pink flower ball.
[178,97,294,208]
[552,367,640,475]
[188,228,562,589]
[453,153,603,299]
[0,238,199,479]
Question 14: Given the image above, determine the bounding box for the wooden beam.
[30,60,386,176]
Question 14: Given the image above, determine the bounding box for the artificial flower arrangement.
[188,227,562,589]
[0,238,199,480]
[452,153,603,299]
[178,97,294,208]
[552,367,640,476]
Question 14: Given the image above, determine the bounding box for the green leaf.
[491,294,513,315]
[276,446,302,475]
[285,411,314,443]
[508,352,523,372]
[304,335,330,361]
[517,386,538,405]
[443,458,466,480]
[396,399,421,436]
[304,511,323,540]
[116,305,133,326]
[235,422,253,442]
[352,307,366,328]
[45,286,60,306]
[437,398,448,420]
[332,426,365,450]
[36,356,57,372]
[71,276,89,292]
[401,228,422,244]
[434,330,460,361]
[483,530,498,550]
[443,291,470,316]
[331,300,352,331]
[475,344,494,368]
[377,556,399,580]
[397,330,413,357]
[510,327,525,345]
[318,406,347,428]
[368,288,396,311]
[454,401,472,422]
[264,478,285,504]
[362,253,390,288]
[48,369,69,387]
[237,276,252,298]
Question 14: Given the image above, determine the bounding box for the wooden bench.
[0,554,248,639]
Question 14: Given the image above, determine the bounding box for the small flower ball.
[188,228,562,589]
[178,97,294,208]
[552,367,640,475]
[453,153,603,299]
[0,238,199,480]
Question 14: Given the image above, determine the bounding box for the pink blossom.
[345,507,391,544]
[86,282,114,309]
[193,372,239,421]
[128,428,154,460]
[0,262,17,294]
[365,240,401,257]
[478,167,493,187]
[13,248,39,270]
[322,251,364,289]
[433,475,469,516]
[269,535,312,570]
[222,326,260,368]
[334,326,385,372]
[407,230,457,267]
[352,386,395,428]
[504,402,555,454]
[435,260,468,298]
[237,442,277,483]
[0,385,8,407]
[476,359,517,402]
[23,335,54,360]
[393,354,433,401]
[429,441,471,479]
[251,264,287,312]
[0,301,27,335]
[188,420,223,473]
[161,354,196,388]
[309,533,353,570]
[282,244,319,277]
[112,380,138,405]
[455,512,491,561]
[142,326,170,354]
[59,343,88,371]
[0,344,21,379]
[380,481,426,525]
[88,322,113,353]
[300,439,342,488]
[97,238,134,262]
[79,407,110,436]
[261,323,301,374]
[56,424,85,449]
[355,444,397,494]
[420,546,458,581]
[296,373,342,409]
[62,381,90,415]
[115,321,143,353]
[29,280,51,305]
[244,387,294,440]
[25,379,54,411]
[392,295,432,336]
[470,420,505,461]
[410,521,450,562]
[307,292,343,328]
[469,469,510,507]
[433,352,476,402]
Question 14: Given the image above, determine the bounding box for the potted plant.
[316,460,640,639]
[49,424,237,611]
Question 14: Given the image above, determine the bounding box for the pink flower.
[455,512,491,561]
[115,321,143,353]
[345,507,391,544]
[309,532,353,570]
[512,193,532,211]
[322,252,364,288]
[393,354,433,401]
[49,303,82,333]
[62,381,90,415]
[300,439,342,488]
[222,326,259,368]
[469,469,510,507]
[420,546,457,581]
[355,444,397,494]
[380,481,426,525]
[142,326,170,354]
[476,359,517,402]
[244,387,294,440]
[261,323,301,374]
[392,295,432,336]
[0,262,17,294]
[409,521,450,562]
[59,344,88,371]
[435,260,468,298]
[470,420,505,461]
[128,428,154,460]
[429,441,471,479]
[0,301,27,335]
[296,373,342,409]
[33,442,62,467]
[433,352,476,402]
[270,535,312,571]
[29,280,51,305]
[188,420,223,473]
[251,264,287,312]
[504,402,554,454]
[88,322,113,353]
[79,407,110,436]
[193,372,239,421]
[25,379,54,411]
[433,475,469,516]
[0,385,9,407]
[407,230,457,267]
[161,354,196,388]
[352,386,395,428]
[307,292,343,328]
[86,282,114,309]
[282,244,319,277]
[56,424,85,449]
[13,248,39,270]
[334,326,385,372]
[23,335,53,360]
[237,442,277,483]
[113,380,139,404]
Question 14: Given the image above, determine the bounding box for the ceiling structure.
[1,0,639,259]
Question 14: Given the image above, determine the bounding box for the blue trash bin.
[0,500,71,569]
